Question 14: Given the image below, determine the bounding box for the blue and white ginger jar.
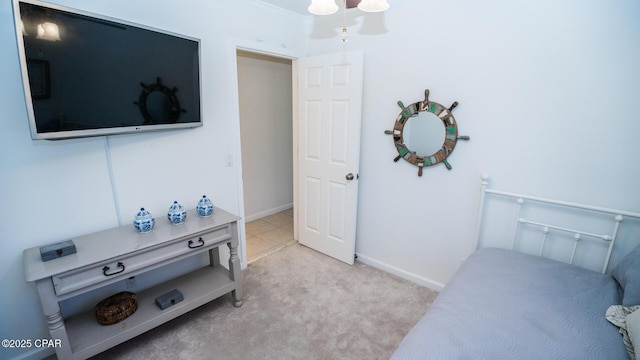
[133,207,155,233]
[167,201,187,225]
[196,195,214,217]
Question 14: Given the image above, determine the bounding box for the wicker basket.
[95,291,138,325]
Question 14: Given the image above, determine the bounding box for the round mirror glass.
[403,111,445,156]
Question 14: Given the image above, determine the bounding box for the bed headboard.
[473,174,640,274]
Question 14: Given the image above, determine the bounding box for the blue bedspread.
[391,247,628,359]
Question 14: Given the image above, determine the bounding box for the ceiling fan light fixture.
[308,0,339,15]
[36,21,60,41]
[20,19,28,36]
[357,0,390,12]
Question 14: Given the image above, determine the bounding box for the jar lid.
[135,207,152,220]
[198,195,212,206]
[169,201,184,211]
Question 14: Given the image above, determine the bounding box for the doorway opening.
[236,50,295,263]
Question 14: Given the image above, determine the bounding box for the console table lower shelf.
[65,265,234,359]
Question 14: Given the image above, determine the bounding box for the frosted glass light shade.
[36,22,60,41]
[308,0,339,15]
[357,0,390,12]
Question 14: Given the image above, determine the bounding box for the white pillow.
[628,309,640,360]
[606,305,640,360]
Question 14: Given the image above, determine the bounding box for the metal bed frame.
[473,174,640,274]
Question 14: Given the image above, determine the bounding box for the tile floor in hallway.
[246,208,295,263]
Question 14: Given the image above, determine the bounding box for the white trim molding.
[356,253,445,292]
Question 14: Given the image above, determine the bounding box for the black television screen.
[13,0,202,140]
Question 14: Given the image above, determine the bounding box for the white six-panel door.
[296,50,363,265]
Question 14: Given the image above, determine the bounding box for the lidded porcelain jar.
[196,195,214,217]
[167,201,187,225]
[133,208,155,233]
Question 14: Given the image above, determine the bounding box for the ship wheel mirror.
[134,77,185,124]
[384,89,470,176]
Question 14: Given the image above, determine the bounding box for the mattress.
[391,247,628,360]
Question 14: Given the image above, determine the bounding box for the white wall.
[0,1,304,359]
[237,51,294,221]
[3,0,640,358]
[306,0,640,289]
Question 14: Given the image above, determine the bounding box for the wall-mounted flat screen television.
[12,0,202,140]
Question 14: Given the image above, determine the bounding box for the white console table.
[23,207,243,360]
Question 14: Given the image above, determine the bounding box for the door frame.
[228,38,302,268]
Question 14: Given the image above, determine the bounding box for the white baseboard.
[355,253,445,292]
[245,203,293,222]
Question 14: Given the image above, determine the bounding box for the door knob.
[346,173,355,181]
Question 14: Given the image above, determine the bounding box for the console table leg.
[208,247,220,267]
[228,236,243,307]
[232,296,243,307]
[36,279,73,359]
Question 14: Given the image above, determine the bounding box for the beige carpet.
[89,243,438,360]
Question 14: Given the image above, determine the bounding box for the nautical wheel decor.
[134,77,185,124]
[384,89,470,176]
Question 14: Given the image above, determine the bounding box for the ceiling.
[257,0,364,16]
[256,0,310,15]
